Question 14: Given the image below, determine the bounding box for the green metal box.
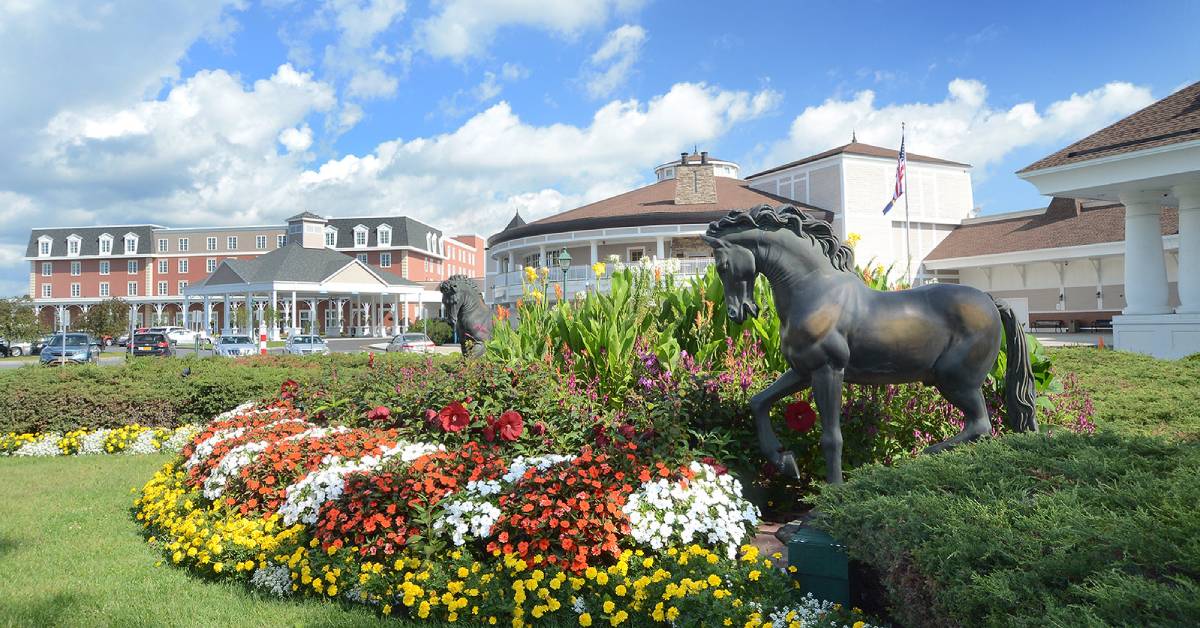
[786,526,849,605]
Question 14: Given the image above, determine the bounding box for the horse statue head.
[438,274,492,357]
[701,204,854,323]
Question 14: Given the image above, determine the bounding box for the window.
[127,282,138,296]
[127,260,139,274]
[206,258,216,273]
[277,234,286,248]
[178,238,189,252]
[158,238,168,253]
[227,236,238,250]
[157,281,168,296]
[378,225,392,246]
[206,237,217,251]
[70,283,81,298]
[99,234,113,255]
[353,226,368,247]
[67,235,81,256]
[38,237,52,257]
[99,261,110,275]
[99,282,110,297]
[124,234,138,254]
[325,228,337,247]
[157,259,168,274]
[70,261,81,276]
[178,280,188,294]
[627,247,645,263]
[40,283,52,298]
[380,252,392,268]
[178,258,188,274]
[41,262,52,277]
[255,235,267,250]
[357,253,368,264]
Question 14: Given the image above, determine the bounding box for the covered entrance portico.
[1019,82,1200,358]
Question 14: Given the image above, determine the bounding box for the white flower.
[623,462,759,559]
[126,429,168,455]
[432,480,503,546]
[250,563,292,598]
[184,418,311,471]
[79,429,112,455]
[162,425,202,454]
[501,454,574,484]
[14,433,61,457]
[202,440,270,500]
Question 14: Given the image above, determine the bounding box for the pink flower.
[784,400,818,433]
[530,421,546,437]
[496,410,523,442]
[366,405,391,421]
[482,415,497,443]
[437,401,471,433]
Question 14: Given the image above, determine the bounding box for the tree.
[80,298,131,341]
[0,296,44,341]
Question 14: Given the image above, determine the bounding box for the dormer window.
[324,227,337,248]
[353,225,368,248]
[66,234,82,257]
[37,236,52,257]
[377,224,392,247]
[124,233,139,255]
[98,233,113,255]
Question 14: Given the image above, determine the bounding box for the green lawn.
[0,454,407,627]
[1049,347,1200,439]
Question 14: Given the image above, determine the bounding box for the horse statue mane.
[706,204,855,273]
[438,274,492,357]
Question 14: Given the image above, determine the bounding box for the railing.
[487,258,715,302]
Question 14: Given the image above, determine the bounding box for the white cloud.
[280,0,408,103]
[279,125,315,152]
[435,62,531,119]
[584,24,646,98]
[418,0,643,60]
[764,78,1154,174]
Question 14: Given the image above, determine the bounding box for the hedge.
[0,354,442,434]
[813,432,1200,627]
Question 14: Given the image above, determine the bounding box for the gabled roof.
[26,225,156,257]
[195,243,418,287]
[925,197,1179,261]
[504,212,527,230]
[490,177,830,247]
[324,216,441,249]
[745,141,971,180]
[1020,81,1200,173]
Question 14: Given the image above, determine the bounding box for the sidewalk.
[1033,332,1111,348]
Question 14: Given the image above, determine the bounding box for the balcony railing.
[487,257,714,302]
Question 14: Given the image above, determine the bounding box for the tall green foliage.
[0,296,44,341]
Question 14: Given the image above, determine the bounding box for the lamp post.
[556,248,572,303]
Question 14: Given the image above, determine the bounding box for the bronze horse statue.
[439,275,492,357]
[702,204,1036,484]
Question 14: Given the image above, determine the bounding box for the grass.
[0,454,408,627]
[1048,347,1200,439]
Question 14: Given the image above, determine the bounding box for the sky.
[1,0,1198,296]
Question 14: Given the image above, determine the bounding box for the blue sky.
[0,0,1197,296]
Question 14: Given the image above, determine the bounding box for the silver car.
[386,332,435,353]
[39,333,101,365]
[285,335,329,355]
[214,335,258,357]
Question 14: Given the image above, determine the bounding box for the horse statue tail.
[993,297,1038,432]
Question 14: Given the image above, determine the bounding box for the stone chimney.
[675,152,717,205]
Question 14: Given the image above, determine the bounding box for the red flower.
[784,400,818,433]
[530,421,546,437]
[366,406,390,421]
[699,456,729,475]
[617,423,637,441]
[496,410,523,442]
[279,379,299,400]
[437,401,471,433]
[482,416,497,443]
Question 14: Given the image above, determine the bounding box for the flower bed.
[1,423,202,457]
[135,393,879,627]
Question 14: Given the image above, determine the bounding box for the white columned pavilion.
[1117,191,1171,315]
[1173,182,1200,314]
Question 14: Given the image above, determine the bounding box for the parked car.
[284,335,329,356]
[130,332,175,357]
[30,335,55,355]
[386,332,435,353]
[39,333,101,365]
[0,337,33,357]
[117,328,149,348]
[214,335,258,357]
[148,326,191,345]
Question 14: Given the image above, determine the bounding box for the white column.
[656,236,665,259]
[538,245,546,267]
[1173,182,1200,313]
[270,289,279,340]
[245,292,253,334]
[222,295,230,333]
[290,291,298,335]
[1119,191,1171,315]
[307,299,318,334]
[1089,259,1104,310]
[401,297,409,332]
[203,297,211,334]
[589,240,598,264]
[392,295,400,335]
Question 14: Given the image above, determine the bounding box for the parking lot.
[0,337,459,369]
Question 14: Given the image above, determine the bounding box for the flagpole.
[902,122,912,286]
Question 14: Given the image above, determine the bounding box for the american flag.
[883,129,906,215]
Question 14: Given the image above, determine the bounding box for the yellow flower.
[749,570,761,581]
[602,600,615,614]
[609,610,628,626]
[846,232,862,248]
[707,574,721,587]
[853,623,865,628]
[523,266,537,283]
[591,262,606,279]
[579,613,593,627]
[539,266,550,278]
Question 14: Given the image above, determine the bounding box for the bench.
[1081,318,1112,332]
[1030,319,1066,332]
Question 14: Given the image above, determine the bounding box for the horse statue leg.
[811,365,845,484]
[748,368,809,479]
[924,385,992,454]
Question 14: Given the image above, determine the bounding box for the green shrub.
[813,432,1200,627]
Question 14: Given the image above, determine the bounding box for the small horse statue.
[439,275,492,357]
[702,204,1037,484]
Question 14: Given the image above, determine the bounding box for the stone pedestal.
[1113,313,1200,359]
